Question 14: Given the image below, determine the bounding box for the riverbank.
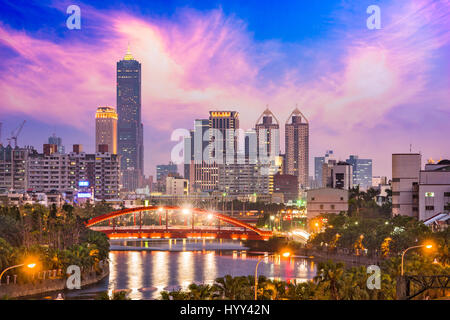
[0,262,109,299]
[306,249,385,266]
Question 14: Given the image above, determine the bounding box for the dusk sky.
[0,0,449,178]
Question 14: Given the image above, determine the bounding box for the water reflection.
[60,250,316,300]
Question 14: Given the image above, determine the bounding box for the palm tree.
[213,275,249,300]
[188,283,215,300]
[314,261,345,300]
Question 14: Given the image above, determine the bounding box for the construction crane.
[7,120,26,148]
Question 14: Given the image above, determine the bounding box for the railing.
[91,225,248,231]
[0,269,64,286]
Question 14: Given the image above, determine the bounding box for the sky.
[0,0,449,178]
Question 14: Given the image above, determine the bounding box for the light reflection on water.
[61,250,316,300]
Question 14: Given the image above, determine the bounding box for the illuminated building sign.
[78,181,89,187]
[211,112,231,117]
[77,192,92,198]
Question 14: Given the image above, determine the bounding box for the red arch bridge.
[85,206,272,241]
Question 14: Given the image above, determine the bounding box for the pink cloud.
[0,1,449,176]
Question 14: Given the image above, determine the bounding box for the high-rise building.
[156,162,178,182]
[117,46,143,191]
[346,155,372,190]
[314,150,334,187]
[95,106,118,154]
[285,108,309,189]
[209,111,239,163]
[218,163,270,196]
[273,173,299,202]
[255,108,280,163]
[392,153,421,217]
[48,134,65,154]
[0,145,35,192]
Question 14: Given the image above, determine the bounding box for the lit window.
[425,192,434,197]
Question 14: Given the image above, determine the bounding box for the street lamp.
[401,244,433,276]
[254,251,291,300]
[0,263,36,285]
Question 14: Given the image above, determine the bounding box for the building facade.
[166,176,189,196]
[95,106,118,154]
[314,150,334,188]
[346,155,372,190]
[0,145,35,193]
[306,188,349,219]
[418,160,450,221]
[273,173,299,202]
[117,47,143,191]
[48,134,65,154]
[392,153,421,217]
[285,108,309,190]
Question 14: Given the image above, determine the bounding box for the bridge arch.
[85,206,272,240]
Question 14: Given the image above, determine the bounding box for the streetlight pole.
[0,263,36,285]
[401,244,432,276]
[254,252,290,300]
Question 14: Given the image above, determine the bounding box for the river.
[35,248,317,300]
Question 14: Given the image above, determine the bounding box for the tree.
[314,261,345,300]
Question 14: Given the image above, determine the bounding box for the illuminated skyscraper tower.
[285,107,309,189]
[117,46,143,190]
[95,106,118,154]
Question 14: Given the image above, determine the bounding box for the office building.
[392,153,421,217]
[96,106,118,154]
[346,155,372,190]
[48,134,65,154]
[255,108,280,163]
[314,150,334,187]
[418,159,450,221]
[209,111,239,163]
[156,162,178,181]
[117,46,143,190]
[218,163,269,196]
[285,108,309,189]
[273,173,299,202]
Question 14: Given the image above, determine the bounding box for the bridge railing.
[90,225,251,231]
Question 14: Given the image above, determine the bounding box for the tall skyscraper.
[95,106,118,154]
[255,108,280,162]
[117,46,143,190]
[209,111,239,163]
[48,134,65,154]
[346,155,372,190]
[285,108,309,189]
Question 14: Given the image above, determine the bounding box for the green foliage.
[0,204,110,283]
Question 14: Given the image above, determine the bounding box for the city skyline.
[0,0,449,178]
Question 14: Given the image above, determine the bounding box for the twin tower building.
[96,48,309,193]
[184,108,309,195]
